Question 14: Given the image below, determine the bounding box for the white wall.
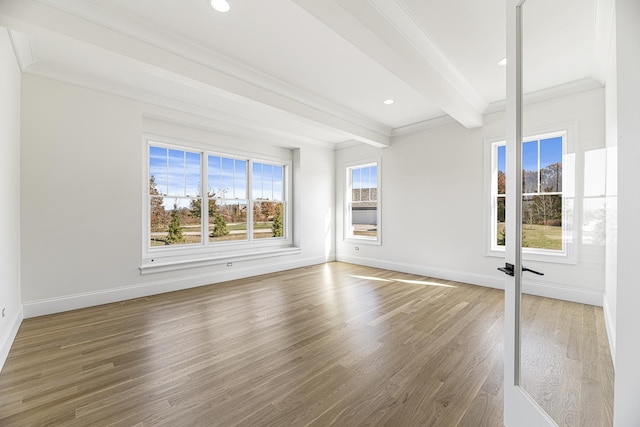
[336,88,607,305]
[20,74,335,316]
[613,0,640,425]
[0,27,23,371]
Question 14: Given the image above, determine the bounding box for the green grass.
[497,223,562,250]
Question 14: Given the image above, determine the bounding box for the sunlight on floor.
[348,275,392,282]
[394,279,456,288]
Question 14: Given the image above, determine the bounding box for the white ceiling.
[0,0,613,147]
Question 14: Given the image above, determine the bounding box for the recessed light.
[210,0,230,13]
[498,57,507,66]
[383,99,395,105]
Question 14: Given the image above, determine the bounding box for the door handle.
[522,266,544,276]
[497,263,515,276]
[497,263,544,276]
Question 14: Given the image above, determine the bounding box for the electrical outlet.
[355,247,360,251]
[227,262,233,267]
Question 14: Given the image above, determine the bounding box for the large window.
[147,142,288,252]
[492,131,565,253]
[346,162,380,243]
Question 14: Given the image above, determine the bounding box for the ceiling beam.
[0,0,391,147]
[292,0,486,128]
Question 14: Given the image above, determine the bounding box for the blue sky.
[209,156,247,199]
[253,162,284,201]
[149,145,284,203]
[352,165,377,189]
[149,146,201,197]
[497,136,562,174]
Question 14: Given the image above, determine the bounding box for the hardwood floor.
[520,295,614,426]
[0,262,613,426]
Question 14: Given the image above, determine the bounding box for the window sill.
[485,247,577,265]
[139,246,302,275]
[344,237,381,246]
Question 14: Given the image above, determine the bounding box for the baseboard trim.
[603,297,616,368]
[336,255,603,306]
[0,305,23,373]
[23,255,333,318]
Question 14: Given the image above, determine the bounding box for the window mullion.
[248,160,253,241]
[202,152,208,246]
[537,139,541,194]
[183,151,187,196]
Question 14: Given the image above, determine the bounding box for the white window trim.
[141,134,296,273]
[344,159,381,246]
[484,127,578,264]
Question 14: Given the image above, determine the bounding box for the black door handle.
[522,266,544,276]
[497,263,544,276]
[497,263,514,276]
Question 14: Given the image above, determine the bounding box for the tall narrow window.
[208,155,248,242]
[252,161,285,239]
[492,131,564,252]
[346,162,380,242]
[149,146,202,247]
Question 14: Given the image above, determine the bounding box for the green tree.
[497,227,506,246]
[211,213,229,238]
[272,204,283,237]
[190,192,216,219]
[165,202,184,244]
[149,176,166,231]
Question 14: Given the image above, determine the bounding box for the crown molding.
[7,29,37,71]
[391,115,456,138]
[485,78,604,115]
[335,139,366,151]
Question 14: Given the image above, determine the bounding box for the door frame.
[503,0,557,425]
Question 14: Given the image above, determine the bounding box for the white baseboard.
[0,305,23,372]
[336,255,603,306]
[603,297,616,368]
[23,255,333,318]
[337,254,504,288]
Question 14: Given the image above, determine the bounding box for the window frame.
[344,160,381,246]
[485,129,577,264]
[142,135,293,268]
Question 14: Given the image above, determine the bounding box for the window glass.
[148,143,286,249]
[348,164,379,240]
[252,161,285,239]
[493,133,564,252]
[148,147,202,247]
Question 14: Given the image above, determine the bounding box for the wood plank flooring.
[0,262,613,426]
[520,295,614,426]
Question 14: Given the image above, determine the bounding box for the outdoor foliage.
[190,192,216,219]
[211,213,229,238]
[165,202,184,244]
[272,203,283,237]
[496,161,563,250]
[149,176,166,232]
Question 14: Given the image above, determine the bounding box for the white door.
[502,1,556,426]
